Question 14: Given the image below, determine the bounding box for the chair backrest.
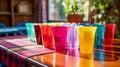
[0,23,6,28]
[16,22,30,27]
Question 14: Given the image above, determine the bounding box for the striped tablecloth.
[0,36,54,67]
[0,35,36,48]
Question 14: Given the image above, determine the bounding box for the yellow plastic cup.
[77,26,97,54]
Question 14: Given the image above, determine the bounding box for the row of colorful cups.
[25,23,116,54]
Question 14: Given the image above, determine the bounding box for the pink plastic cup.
[52,26,69,51]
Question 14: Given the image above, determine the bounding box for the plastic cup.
[67,24,79,49]
[34,24,42,44]
[26,23,36,43]
[52,26,68,51]
[103,24,116,51]
[77,26,97,54]
[77,23,90,26]
[92,24,106,49]
[40,24,54,49]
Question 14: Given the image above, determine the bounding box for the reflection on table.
[27,48,120,67]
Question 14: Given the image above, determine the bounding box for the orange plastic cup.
[40,24,54,49]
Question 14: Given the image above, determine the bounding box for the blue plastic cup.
[77,23,90,26]
[92,24,106,49]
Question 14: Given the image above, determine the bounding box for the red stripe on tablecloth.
[0,36,36,48]
[12,45,54,57]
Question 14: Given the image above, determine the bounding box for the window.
[48,0,89,21]
[48,0,66,21]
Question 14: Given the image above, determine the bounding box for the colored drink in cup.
[26,23,36,43]
[67,24,79,49]
[77,26,97,54]
[34,24,42,45]
[40,24,54,49]
[92,24,106,49]
[103,24,116,51]
[52,26,69,51]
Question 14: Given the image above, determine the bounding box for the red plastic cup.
[40,24,54,49]
[103,24,116,51]
[34,24,42,45]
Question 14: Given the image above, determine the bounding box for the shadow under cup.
[77,26,97,54]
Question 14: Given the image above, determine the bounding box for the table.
[0,36,120,67]
[24,39,120,67]
[27,49,120,67]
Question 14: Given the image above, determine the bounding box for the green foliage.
[62,0,89,21]
[63,0,71,15]
[91,0,119,24]
[62,0,87,15]
[91,0,120,38]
